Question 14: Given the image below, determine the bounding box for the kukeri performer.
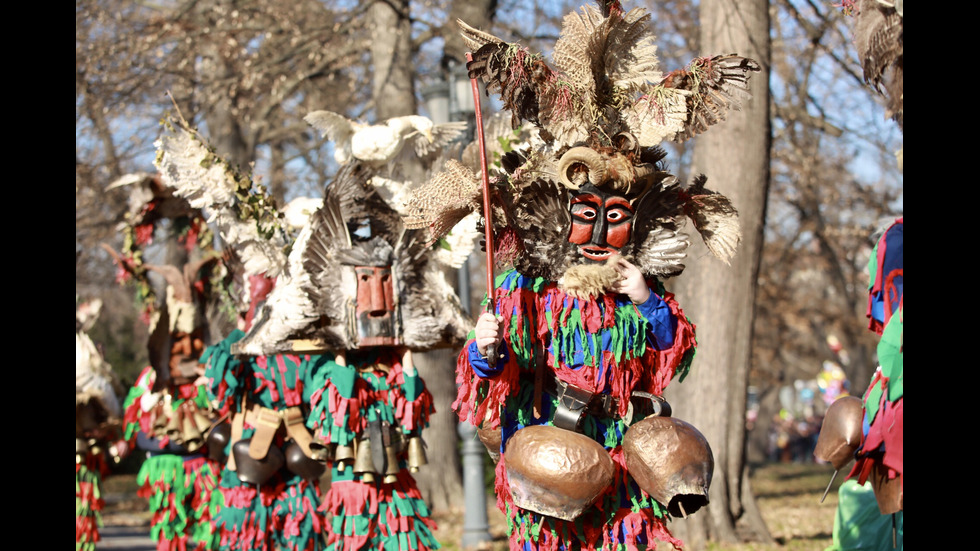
[402,1,761,548]
[231,159,472,551]
[76,298,127,551]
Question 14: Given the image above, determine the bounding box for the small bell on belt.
[352,437,376,483]
[193,409,214,435]
[334,444,355,473]
[407,435,427,473]
[165,410,183,443]
[182,414,204,453]
[383,440,401,484]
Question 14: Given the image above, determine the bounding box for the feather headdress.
[233,161,472,356]
[404,0,757,287]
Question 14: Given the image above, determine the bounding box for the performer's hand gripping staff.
[467,52,501,366]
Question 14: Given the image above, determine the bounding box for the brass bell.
[87,438,104,458]
[352,438,376,483]
[622,416,713,518]
[814,396,864,470]
[407,436,428,473]
[76,438,89,464]
[383,441,401,484]
[193,409,214,435]
[308,440,330,462]
[164,411,183,443]
[334,444,355,472]
[182,414,204,453]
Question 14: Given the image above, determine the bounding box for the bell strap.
[226,406,246,471]
[282,406,322,460]
[247,405,283,460]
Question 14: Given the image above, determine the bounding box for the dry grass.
[101,462,843,550]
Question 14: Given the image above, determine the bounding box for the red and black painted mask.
[354,265,398,346]
[567,184,635,263]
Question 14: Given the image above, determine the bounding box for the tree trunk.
[665,0,772,547]
[368,0,416,119]
[411,347,465,512]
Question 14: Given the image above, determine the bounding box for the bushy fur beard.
[558,255,623,299]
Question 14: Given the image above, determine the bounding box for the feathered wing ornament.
[681,175,741,265]
[235,160,473,356]
[154,117,288,278]
[305,110,468,168]
[659,54,762,143]
[850,0,903,129]
[628,175,692,277]
[459,6,760,150]
[402,159,483,242]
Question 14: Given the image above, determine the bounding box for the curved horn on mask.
[558,147,606,190]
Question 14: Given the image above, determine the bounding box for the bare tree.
[665,0,772,548]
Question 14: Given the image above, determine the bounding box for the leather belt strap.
[227,407,246,471]
[283,407,320,459]
[247,405,282,460]
[540,376,671,432]
[237,405,325,462]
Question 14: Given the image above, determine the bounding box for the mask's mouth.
[578,246,615,262]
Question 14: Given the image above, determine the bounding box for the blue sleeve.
[467,339,511,379]
[634,291,676,350]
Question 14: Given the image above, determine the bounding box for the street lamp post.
[422,61,492,551]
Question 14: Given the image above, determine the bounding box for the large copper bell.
[477,425,502,463]
[622,416,713,518]
[504,425,615,521]
[308,440,330,462]
[870,464,903,514]
[407,435,428,473]
[206,422,231,463]
[352,438,376,483]
[814,396,864,470]
[285,440,327,481]
[232,439,284,485]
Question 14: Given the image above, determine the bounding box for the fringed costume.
[228,145,473,550]
[77,298,125,551]
[309,349,439,551]
[76,443,109,551]
[203,329,331,551]
[122,365,222,550]
[456,271,696,549]
[401,1,760,548]
[848,218,903,510]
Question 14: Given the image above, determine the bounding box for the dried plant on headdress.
[154,113,289,279]
[405,1,756,284]
[234,161,473,356]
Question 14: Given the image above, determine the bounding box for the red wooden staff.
[466,52,498,365]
